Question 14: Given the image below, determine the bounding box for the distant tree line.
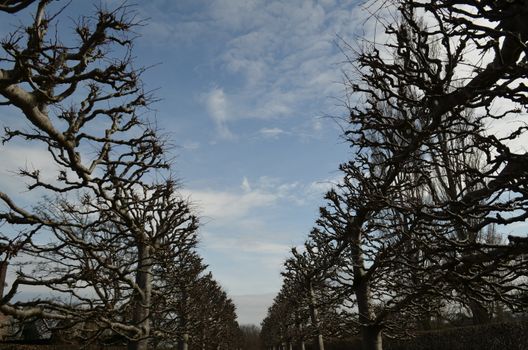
[239,325,263,350]
[0,1,241,350]
[262,1,528,350]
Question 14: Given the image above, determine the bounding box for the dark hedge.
[385,321,528,350]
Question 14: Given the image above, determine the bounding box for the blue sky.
[130,0,370,325]
[0,0,372,325]
[132,0,528,326]
[3,0,528,328]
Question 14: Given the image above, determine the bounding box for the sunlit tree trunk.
[128,239,152,350]
[179,333,189,350]
[178,288,190,350]
[348,227,382,350]
[308,284,325,350]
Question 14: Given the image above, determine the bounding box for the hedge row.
[0,345,124,350]
[385,321,528,350]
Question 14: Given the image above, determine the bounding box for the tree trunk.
[300,340,306,350]
[179,289,190,350]
[308,284,325,350]
[421,313,432,330]
[361,326,382,350]
[128,240,152,350]
[348,227,382,350]
[317,335,325,350]
[469,300,491,325]
[179,333,189,350]
[0,262,7,298]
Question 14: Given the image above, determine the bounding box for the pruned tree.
[0,2,215,350]
[151,250,207,350]
[265,2,528,350]
[261,292,292,350]
[262,240,352,350]
[191,274,240,350]
[0,0,162,286]
[318,1,528,349]
[281,244,339,350]
[6,179,198,348]
[0,0,35,13]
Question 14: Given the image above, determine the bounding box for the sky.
[134,0,366,325]
[1,0,528,329]
[0,0,377,325]
[124,0,528,327]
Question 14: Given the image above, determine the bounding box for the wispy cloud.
[306,174,343,196]
[203,234,291,256]
[185,176,327,255]
[187,186,276,220]
[259,127,287,138]
[182,141,200,150]
[186,175,340,224]
[137,1,372,138]
[241,176,251,192]
[0,143,65,205]
[205,87,234,139]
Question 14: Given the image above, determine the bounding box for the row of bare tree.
[0,1,241,350]
[262,1,528,350]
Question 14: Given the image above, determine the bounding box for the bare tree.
[281,246,336,350]
[0,2,213,350]
[191,274,240,350]
[0,0,35,13]
[0,0,162,273]
[261,292,293,350]
[262,240,352,350]
[332,1,528,349]
[5,179,198,348]
[268,2,528,350]
[151,251,207,350]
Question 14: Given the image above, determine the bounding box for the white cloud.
[307,180,335,196]
[202,233,291,256]
[208,0,370,126]
[138,1,372,137]
[313,119,323,131]
[259,127,286,138]
[188,187,275,220]
[184,174,341,302]
[182,141,200,150]
[205,87,234,139]
[185,176,309,223]
[306,173,341,192]
[186,175,338,230]
[209,0,260,31]
[241,177,251,192]
[0,144,62,203]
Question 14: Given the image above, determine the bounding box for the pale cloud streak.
[0,144,63,205]
[186,175,340,246]
[205,87,234,139]
[185,176,303,222]
[259,127,287,138]
[187,187,276,220]
[137,1,371,138]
